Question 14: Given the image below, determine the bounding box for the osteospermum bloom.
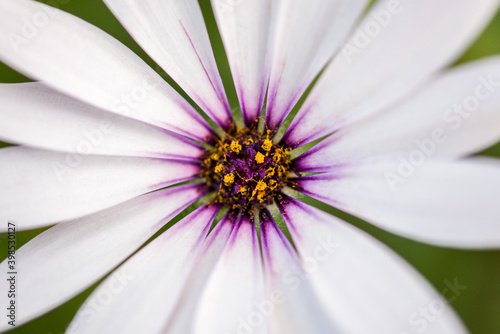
[1,0,500,332]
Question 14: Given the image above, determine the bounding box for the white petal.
[164,215,235,334]
[297,57,500,172]
[260,216,339,333]
[0,146,199,230]
[286,0,500,145]
[104,0,231,128]
[212,0,273,125]
[193,216,267,334]
[281,200,467,334]
[0,0,210,139]
[0,185,201,331]
[266,0,368,129]
[0,83,202,159]
[299,158,500,248]
[68,205,218,334]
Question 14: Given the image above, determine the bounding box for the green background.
[1,0,500,333]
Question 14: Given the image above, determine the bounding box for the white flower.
[0,0,500,333]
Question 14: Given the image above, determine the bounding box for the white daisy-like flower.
[1,0,500,333]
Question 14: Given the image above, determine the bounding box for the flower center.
[201,125,296,212]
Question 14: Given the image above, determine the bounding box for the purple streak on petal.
[296,147,369,174]
[276,90,303,127]
[147,153,202,163]
[281,108,309,145]
[259,219,272,264]
[291,133,334,160]
[237,84,250,125]
[204,212,236,249]
[283,108,347,147]
[226,214,258,253]
[180,22,220,97]
[283,116,323,148]
[134,126,204,161]
[292,133,344,172]
[239,77,269,127]
[250,216,260,251]
[225,214,243,250]
[295,164,349,175]
[173,124,209,142]
[267,80,311,131]
[260,212,295,267]
[185,205,220,244]
[186,90,212,118]
[298,173,344,182]
[154,204,220,251]
[293,146,321,164]
[238,90,254,126]
[258,81,268,116]
[145,183,200,201]
[265,74,282,129]
[152,177,205,195]
[179,22,232,127]
[296,174,346,207]
[171,90,215,135]
[225,67,253,126]
[147,184,206,230]
[146,159,202,189]
[160,127,204,148]
[149,157,202,166]
[160,107,213,142]
[276,195,312,238]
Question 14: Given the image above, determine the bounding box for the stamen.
[262,139,272,152]
[215,164,224,173]
[224,173,235,185]
[266,167,275,177]
[255,180,267,191]
[255,152,265,164]
[230,140,242,153]
[200,125,298,213]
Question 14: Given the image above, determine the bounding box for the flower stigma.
[201,125,297,213]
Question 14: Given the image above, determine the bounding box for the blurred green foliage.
[1,0,500,333]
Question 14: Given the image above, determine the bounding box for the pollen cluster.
[201,126,296,212]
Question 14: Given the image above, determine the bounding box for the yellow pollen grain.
[215,164,224,174]
[256,179,267,191]
[257,191,266,203]
[224,173,235,185]
[239,186,248,194]
[269,179,278,190]
[255,152,265,164]
[262,139,273,152]
[278,165,286,177]
[273,148,284,163]
[265,167,275,178]
[230,140,242,153]
[211,153,220,160]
